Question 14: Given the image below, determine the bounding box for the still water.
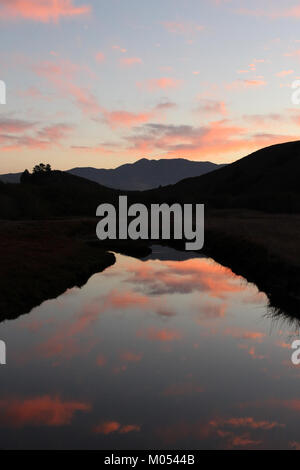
[0,246,300,450]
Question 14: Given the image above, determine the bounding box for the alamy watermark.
[291,80,300,105]
[0,340,6,365]
[0,80,6,104]
[291,340,300,365]
[96,196,204,251]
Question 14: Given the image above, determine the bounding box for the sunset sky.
[1,0,300,173]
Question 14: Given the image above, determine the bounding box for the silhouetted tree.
[33,163,52,174]
[20,169,31,184]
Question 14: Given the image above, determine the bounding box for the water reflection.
[0,246,299,449]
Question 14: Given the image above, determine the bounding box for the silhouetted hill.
[1,141,300,218]
[0,172,22,183]
[0,159,225,189]
[145,141,300,213]
[0,170,119,219]
[68,158,225,190]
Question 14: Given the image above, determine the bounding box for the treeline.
[0,164,119,219]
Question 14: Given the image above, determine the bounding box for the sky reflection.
[0,246,299,449]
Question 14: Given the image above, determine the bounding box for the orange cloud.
[33,59,101,117]
[119,424,141,434]
[156,413,278,448]
[94,421,121,434]
[0,116,36,133]
[226,78,267,90]
[102,109,155,128]
[276,70,294,77]
[224,327,266,341]
[0,396,91,427]
[137,327,182,342]
[194,99,227,116]
[126,118,298,161]
[112,45,127,53]
[0,117,73,153]
[0,0,91,22]
[93,421,140,434]
[107,290,149,308]
[237,6,300,19]
[126,258,244,298]
[230,434,262,447]
[221,417,283,430]
[137,77,182,91]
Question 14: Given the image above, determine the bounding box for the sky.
[1,0,300,173]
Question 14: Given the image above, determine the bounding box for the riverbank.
[0,219,115,322]
[0,211,299,323]
[204,210,300,317]
[162,210,300,316]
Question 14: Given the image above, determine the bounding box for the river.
[0,245,299,450]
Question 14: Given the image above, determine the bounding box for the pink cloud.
[276,70,294,77]
[93,421,140,435]
[125,118,298,161]
[0,395,91,427]
[137,77,182,92]
[237,6,300,19]
[195,99,227,116]
[33,59,101,117]
[226,78,267,90]
[137,327,182,342]
[0,116,36,133]
[103,109,154,128]
[224,327,266,341]
[120,57,142,66]
[112,45,127,53]
[0,118,73,152]
[95,52,105,63]
[0,0,91,22]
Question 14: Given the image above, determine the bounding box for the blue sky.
[1,0,300,173]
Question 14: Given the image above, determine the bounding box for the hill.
[0,170,119,219]
[0,159,225,190]
[0,172,22,184]
[1,141,300,218]
[68,158,225,189]
[144,141,300,213]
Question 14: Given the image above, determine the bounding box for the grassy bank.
[1,211,299,324]
[204,210,300,316]
[0,219,115,322]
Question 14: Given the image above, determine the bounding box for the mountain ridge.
[145,140,300,212]
[0,158,226,190]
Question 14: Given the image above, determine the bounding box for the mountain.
[1,141,300,218]
[0,159,225,189]
[146,141,300,213]
[0,170,119,219]
[68,158,225,190]
[0,172,22,183]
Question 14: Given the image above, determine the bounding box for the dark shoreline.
[0,212,299,323]
[0,219,116,322]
